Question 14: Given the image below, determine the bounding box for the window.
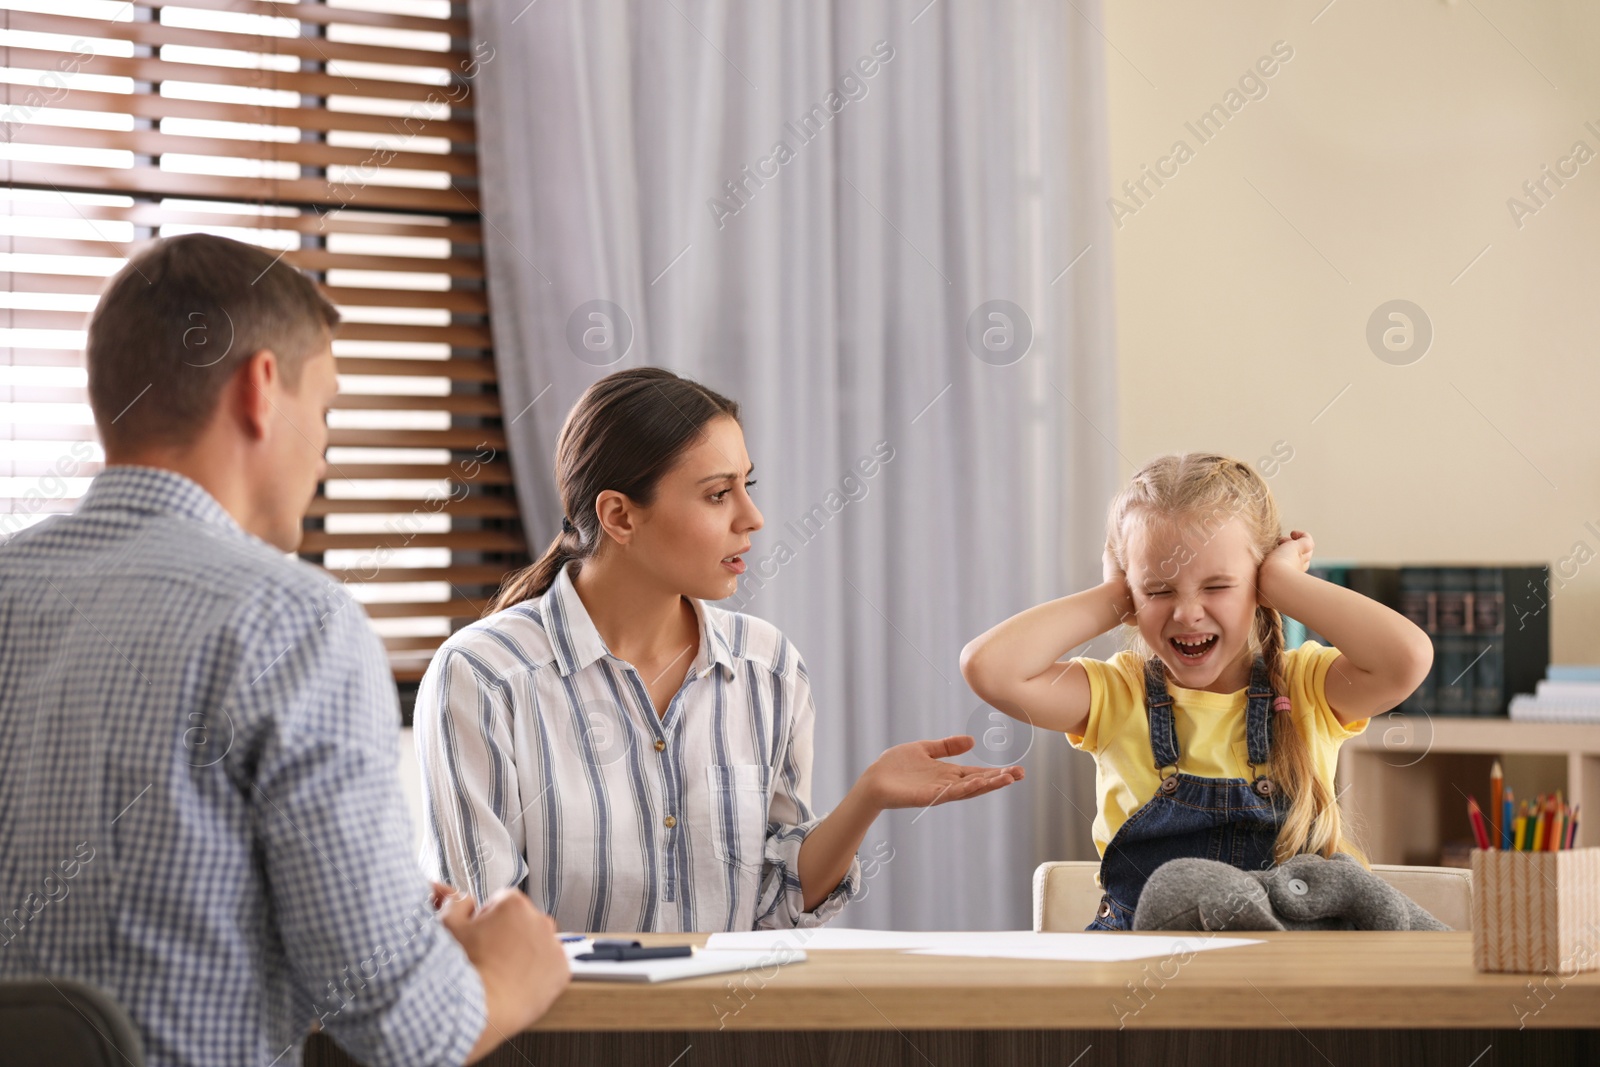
[0,0,526,693]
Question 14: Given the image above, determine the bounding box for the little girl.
[961,453,1433,930]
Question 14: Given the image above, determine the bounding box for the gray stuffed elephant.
[1132,852,1450,932]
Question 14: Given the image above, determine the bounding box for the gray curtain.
[469,0,1118,930]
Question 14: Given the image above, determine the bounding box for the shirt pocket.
[704,764,771,874]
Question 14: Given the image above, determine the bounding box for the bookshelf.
[1337,716,1600,865]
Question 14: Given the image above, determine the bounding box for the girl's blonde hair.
[1104,452,1366,866]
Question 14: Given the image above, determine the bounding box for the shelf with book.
[1337,716,1600,866]
[1287,563,1550,719]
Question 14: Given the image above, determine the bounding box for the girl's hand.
[1259,530,1314,602]
[1102,544,1136,625]
[860,735,1024,811]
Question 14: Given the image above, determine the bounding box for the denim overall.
[1087,656,1288,931]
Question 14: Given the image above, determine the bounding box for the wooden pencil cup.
[1471,848,1600,974]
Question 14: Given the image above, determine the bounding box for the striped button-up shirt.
[415,561,862,933]
[0,467,484,1067]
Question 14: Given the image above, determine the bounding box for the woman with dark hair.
[415,367,1023,933]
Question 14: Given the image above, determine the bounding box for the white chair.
[1032,860,1473,932]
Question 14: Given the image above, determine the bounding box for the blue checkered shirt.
[0,467,485,1067]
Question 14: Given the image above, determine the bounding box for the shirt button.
[654,739,666,752]
[664,815,677,828]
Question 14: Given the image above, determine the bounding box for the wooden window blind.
[0,0,527,691]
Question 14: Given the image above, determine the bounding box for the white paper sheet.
[703,928,1261,962]
[569,949,808,983]
[706,928,982,952]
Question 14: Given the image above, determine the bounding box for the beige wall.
[1103,0,1600,663]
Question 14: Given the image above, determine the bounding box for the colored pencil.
[1490,761,1503,851]
[1467,797,1491,850]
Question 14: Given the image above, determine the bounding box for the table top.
[532,931,1600,1032]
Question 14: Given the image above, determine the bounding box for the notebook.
[562,938,808,983]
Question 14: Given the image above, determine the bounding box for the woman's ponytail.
[488,527,584,614]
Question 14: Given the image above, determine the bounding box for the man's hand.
[438,887,570,1064]
[859,734,1024,811]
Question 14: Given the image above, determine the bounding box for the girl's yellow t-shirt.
[1065,640,1369,858]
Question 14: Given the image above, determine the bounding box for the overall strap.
[1245,658,1275,767]
[1144,655,1279,772]
[1142,656,1181,772]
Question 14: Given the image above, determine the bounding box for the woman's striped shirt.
[414,561,861,932]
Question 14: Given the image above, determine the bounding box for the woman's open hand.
[859,735,1024,811]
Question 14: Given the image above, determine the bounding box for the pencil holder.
[1471,848,1600,974]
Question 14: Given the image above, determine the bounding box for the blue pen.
[576,944,694,962]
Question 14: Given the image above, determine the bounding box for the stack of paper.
[1509,667,1600,723]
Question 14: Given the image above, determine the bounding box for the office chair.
[0,978,144,1067]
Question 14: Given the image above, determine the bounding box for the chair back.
[1032,860,1473,931]
[0,978,145,1067]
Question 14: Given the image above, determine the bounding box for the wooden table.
[304,931,1600,1066]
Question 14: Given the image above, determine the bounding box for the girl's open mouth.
[1170,634,1218,662]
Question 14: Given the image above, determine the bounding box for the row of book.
[1283,565,1550,718]
[1508,664,1600,723]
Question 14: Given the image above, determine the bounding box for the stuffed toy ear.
[1402,896,1451,931]
[1265,852,1451,931]
[1132,857,1286,932]
[1262,852,1374,928]
[1330,852,1450,929]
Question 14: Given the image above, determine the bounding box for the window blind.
[0,0,526,687]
